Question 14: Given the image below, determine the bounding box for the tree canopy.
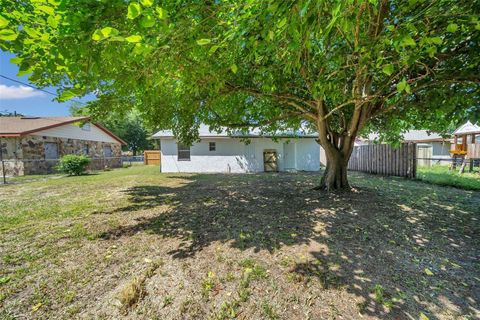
[1,0,479,188]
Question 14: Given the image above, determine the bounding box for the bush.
[56,154,91,176]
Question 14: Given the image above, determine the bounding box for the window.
[81,123,91,131]
[177,143,190,161]
[83,144,89,155]
[209,142,216,151]
[103,145,112,158]
[44,142,59,160]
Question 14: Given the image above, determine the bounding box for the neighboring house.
[367,130,452,159]
[152,125,321,173]
[0,116,126,176]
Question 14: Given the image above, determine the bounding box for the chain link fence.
[0,156,124,184]
[416,157,480,173]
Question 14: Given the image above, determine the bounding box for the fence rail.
[1,156,123,183]
[122,155,145,163]
[348,143,416,178]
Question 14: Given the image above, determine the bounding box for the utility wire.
[0,74,86,105]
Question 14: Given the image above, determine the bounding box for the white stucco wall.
[32,122,118,143]
[160,138,321,173]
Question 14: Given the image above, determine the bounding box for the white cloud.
[0,84,45,99]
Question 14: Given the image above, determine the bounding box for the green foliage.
[0,0,478,186]
[56,155,91,176]
[417,166,480,190]
[262,301,279,320]
[201,271,215,298]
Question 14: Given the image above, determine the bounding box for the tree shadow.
[99,172,479,319]
[101,174,324,257]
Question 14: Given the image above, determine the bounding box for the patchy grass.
[0,165,478,319]
[417,165,480,190]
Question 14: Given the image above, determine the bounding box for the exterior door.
[263,150,278,172]
[283,142,296,170]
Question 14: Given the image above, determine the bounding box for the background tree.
[0,110,23,117]
[1,0,478,189]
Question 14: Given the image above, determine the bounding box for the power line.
[0,74,86,105]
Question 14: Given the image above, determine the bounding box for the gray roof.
[367,130,446,142]
[152,124,318,139]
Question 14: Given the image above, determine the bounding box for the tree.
[1,0,478,189]
[0,110,23,117]
[71,105,153,156]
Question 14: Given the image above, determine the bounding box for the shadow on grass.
[100,173,479,319]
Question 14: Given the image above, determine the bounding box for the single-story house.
[152,125,321,173]
[0,116,126,176]
[366,130,452,159]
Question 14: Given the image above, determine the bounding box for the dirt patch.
[0,166,478,319]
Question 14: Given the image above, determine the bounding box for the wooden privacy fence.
[348,143,416,178]
[144,150,161,165]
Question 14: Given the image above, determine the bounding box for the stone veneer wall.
[0,135,122,176]
[0,137,24,176]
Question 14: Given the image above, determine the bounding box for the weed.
[163,296,173,308]
[239,259,268,280]
[262,301,279,320]
[118,277,145,309]
[219,271,236,283]
[212,300,239,320]
[118,259,163,312]
[371,284,396,309]
[238,286,251,302]
[202,271,216,297]
[63,290,76,303]
[180,298,204,318]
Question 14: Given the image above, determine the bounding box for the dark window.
[209,142,216,151]
[178,143,190,161]
[44,142,59,160]
[83,144,89,155]
[103,146,112,158]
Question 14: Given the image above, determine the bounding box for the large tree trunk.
[320,149,350,191]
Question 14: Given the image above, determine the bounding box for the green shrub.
[56,154,91,176]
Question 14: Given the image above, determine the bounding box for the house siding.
[32,122,118,143]
[160,138,320,173]
[431,141,451,158]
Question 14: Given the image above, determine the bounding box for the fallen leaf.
[424,268,434,276]
[32,303,42,312]
[419,312,429,320]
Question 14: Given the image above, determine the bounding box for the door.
[263,150,278,172]
[283,142,296,171]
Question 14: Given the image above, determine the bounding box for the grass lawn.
[0,166,479,319]
[417,165,480,191]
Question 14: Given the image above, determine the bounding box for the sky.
[0,51,93,116]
